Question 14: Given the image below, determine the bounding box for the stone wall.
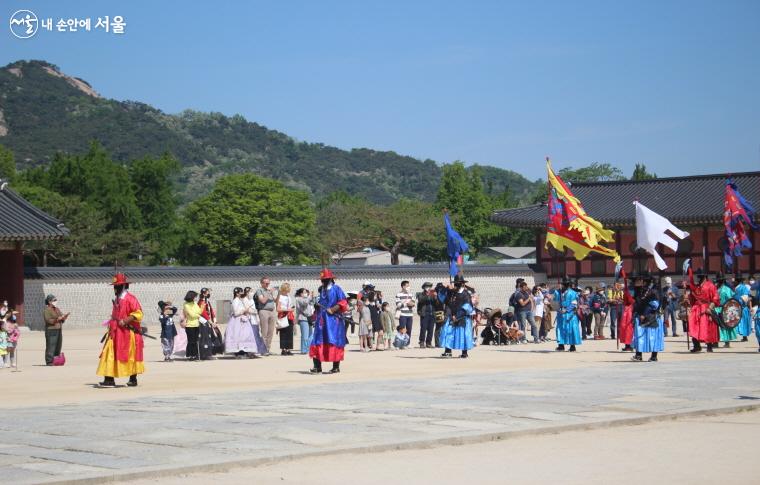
[23,265,535,330]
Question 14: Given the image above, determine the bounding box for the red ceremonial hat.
[319,268,336,280]
[110,273,130,286]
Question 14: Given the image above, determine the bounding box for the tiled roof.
[492,171,760,228]
[340,251,389,259]
[484,247,536,258]
[24,264,535,281]
[0,180,69,241]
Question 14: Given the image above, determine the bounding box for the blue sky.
[3,0,759,181]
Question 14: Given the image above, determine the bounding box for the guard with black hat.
[631,271,665,362]
[686,265,720,352]
[309,268,349,374]
[615,269,635,351]
[553,277,582,352]
[440,274,475,358]
[715,273,738,348]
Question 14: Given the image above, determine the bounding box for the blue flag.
[444,212,469,277]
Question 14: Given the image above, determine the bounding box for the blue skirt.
[556,312,582,345]
[719,325,737,342]
[633,316,664,353]
[440,317,474,351]
[736,307,751,337]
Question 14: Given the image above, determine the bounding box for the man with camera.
[255,277,277,353]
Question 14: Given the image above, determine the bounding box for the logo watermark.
[9,9,38,39]
[8,10,126,38]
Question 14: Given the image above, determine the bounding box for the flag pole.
[443,208,453,285]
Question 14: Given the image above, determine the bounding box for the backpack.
[592,295,602,311]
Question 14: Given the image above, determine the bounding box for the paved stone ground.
[3,354,760,484]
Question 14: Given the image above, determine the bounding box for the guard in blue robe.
[734,278,752,341]
[631,273,664,362]
[754,301,760,352]
[440,274,474,358]
[309,269,348,374]
[554,278,581,351]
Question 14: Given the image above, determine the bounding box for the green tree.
[316,191,377,262]
[16,186,110,266]
[435,162,503,252]
[45,142,142,230]
[371,199,442,265]
[179,174,317,265]
[0,144,17,183]
[631,163,657,180]
[557,162,624,183]
[129,154,181,263]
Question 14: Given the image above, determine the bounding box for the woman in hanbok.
[197,288,217,359]
[243,286,267,356]
[224,287,259,358]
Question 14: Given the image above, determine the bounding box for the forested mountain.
[0,60,540,204]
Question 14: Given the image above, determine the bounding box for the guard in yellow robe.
[97,273,145,387]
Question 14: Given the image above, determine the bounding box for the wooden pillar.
[614,227,623,277]
[534,229,543,272]
[0,242,24,326]
[702,226,709,273]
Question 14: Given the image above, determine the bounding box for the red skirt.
[309,344,344,362]
[618,306,634,345]
[689,303,718,343]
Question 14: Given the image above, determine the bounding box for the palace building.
[0,179,69,325]
[492,171,760,279]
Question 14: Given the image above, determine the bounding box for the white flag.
[634,201,689,270]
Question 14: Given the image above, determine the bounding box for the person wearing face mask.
[309,269,349,374]
[97,273,145,387]
[687,267,719,353]
[43,294,69,365]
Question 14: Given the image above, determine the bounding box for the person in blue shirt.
[661,277,680,337]
[158,301,177,362]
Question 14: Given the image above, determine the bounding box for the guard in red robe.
[618,270,635,351]
[687,267,719,352]
[97,273,145,387]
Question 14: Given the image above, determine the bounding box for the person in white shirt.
[395,280,417,339]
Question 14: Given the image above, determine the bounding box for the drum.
[720,299,743,329]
